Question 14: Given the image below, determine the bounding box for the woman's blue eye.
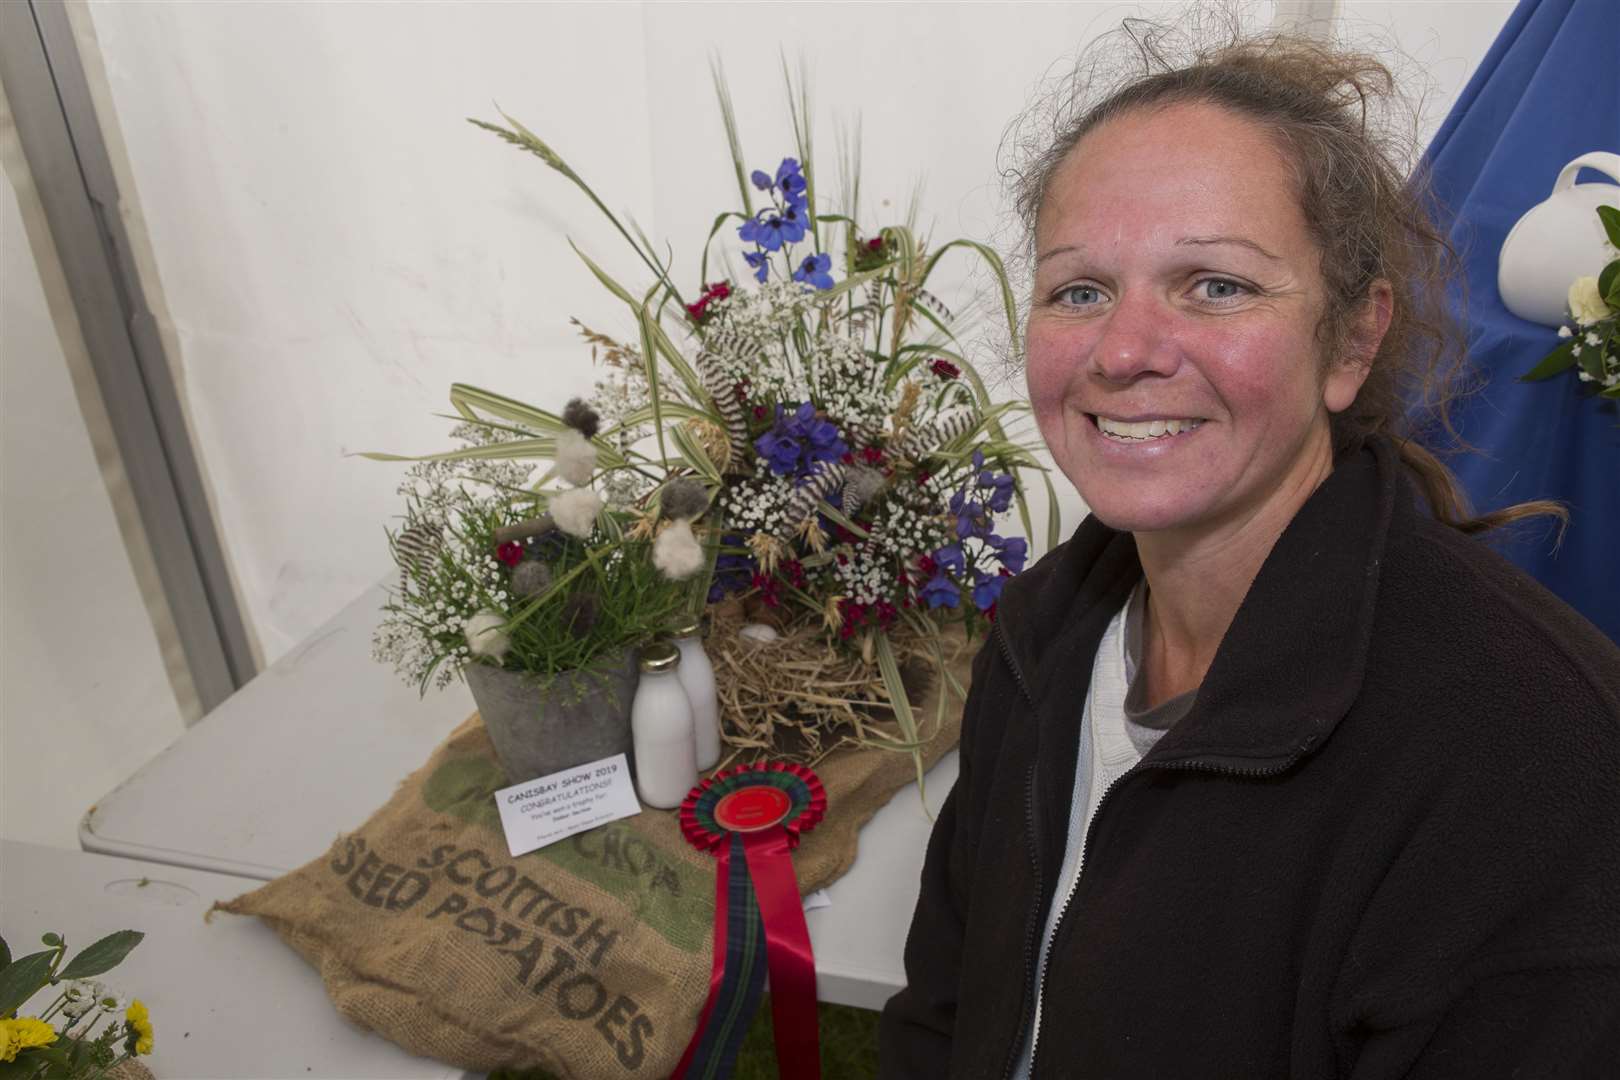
[1059,285,1104,306]
[1198,278,1247,301]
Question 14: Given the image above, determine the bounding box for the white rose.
[1568,276,1612,326]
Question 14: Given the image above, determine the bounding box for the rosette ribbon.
[672,761,827,1080]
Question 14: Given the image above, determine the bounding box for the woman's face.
[1026,101,1367,541]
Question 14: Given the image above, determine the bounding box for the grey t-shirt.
[1122,582,1196,755]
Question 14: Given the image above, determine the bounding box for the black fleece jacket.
[879,437,1620,1079]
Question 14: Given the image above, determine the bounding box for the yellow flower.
[125,999,155,1056]
[0,1016,58,1062]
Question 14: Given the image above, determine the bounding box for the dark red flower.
[917,554,938,575]
[915,470,932,487]
[860,445,884,465]
[686,297,710,322]
[929,358,961,380]
[841,451,855,465]
[867,237,884,252]
[496,541,524,567]
[753,405,768,420]
[705,281,732,302]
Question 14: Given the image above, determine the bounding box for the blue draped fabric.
[1422,0,1620,643]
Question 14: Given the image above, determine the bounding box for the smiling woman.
[880,15,1620,1080]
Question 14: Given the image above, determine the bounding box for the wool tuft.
[463,609,511,661]
[653,518,705,579]
[555,428,597,487]
[561,398,601,439]
[659,477,711,522]
[550,487,603,539]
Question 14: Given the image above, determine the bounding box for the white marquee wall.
[1,0,1515,846]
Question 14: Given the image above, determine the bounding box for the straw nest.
[706,598,963,767]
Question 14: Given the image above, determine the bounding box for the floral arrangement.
[0,928,151,1078]
[369,415,689,694]
[1521,204,1620,398]
[369,72,1057,783]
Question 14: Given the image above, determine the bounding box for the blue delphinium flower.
[933,543,966,576]
[744,249,770,283]
[708,532,757,602]
[740,208,807,252]
[753,403,847,479]
[990,535,1028,574]
[751,169,774,191]
[921,572,960,609]
[794,252,834,291]
[971,571,1006,612]
[776,158,807,204]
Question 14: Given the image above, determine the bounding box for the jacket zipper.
[1021,751,1311,1079]
[993,621,1045,1080]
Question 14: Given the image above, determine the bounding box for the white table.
[1,840,467,1079]
[80,580,959,1012]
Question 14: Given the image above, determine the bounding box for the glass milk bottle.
[631,643,698,809]
[669,615,721,771]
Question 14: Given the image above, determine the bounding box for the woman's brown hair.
[1004,16,1564,536]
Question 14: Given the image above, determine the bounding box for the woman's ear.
[1323,278,1394,413]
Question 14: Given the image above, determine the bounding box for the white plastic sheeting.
[78,0,1511,664]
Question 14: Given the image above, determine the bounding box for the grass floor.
[490,998,881,1079]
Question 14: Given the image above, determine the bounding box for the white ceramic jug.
[1498,152,1620,327]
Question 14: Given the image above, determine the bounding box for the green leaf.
[1578,337,1606,381]
[58,930,143,981]
[0,949,55,1017]
[1597,204,1620,251]
[1519,342,1577,382]
[0,933,10,971]
[39,934,60,947]
[1601,258,1620,308]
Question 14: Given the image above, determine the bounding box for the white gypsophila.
[719,463,798,537]
[397,422,535,528]
[808,327,892,444]
[829,495,953,604]
[699,282,815,407]
[95,988,128,1013]
[600,467,653,510]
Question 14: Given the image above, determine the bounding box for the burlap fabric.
[215,638,971,1077]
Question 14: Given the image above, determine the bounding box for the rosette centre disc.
[713,786,793,832]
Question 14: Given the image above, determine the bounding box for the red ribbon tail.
[742,828,821,1080]
[672,836,733,1080]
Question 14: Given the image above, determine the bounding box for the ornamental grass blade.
[669,421,723,485]
[921,239,1023,360]
[874,630,931,817]
[449,384,567,431]
[357,437,557,465]
[710,57,752,217]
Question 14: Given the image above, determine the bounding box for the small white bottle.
[630,643,699,809]
[670,615,721,771]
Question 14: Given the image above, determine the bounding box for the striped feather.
[393,521,444,592]
[783,461,848,531]
[898,406,978,460]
